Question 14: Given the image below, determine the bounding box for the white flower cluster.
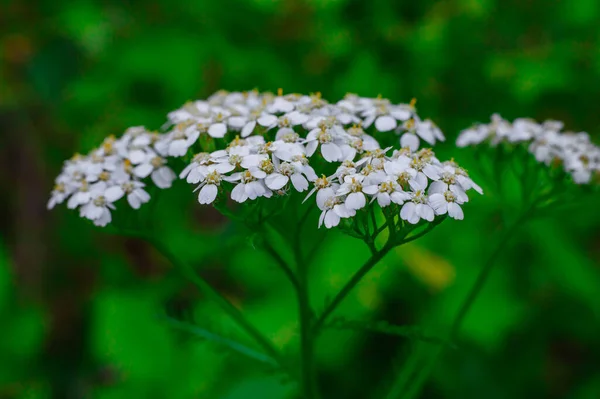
[48,127,176,226]
[305,148,483,228]
[50,90,471,229]
[457,114,600,184]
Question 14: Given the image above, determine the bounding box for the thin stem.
[313,243,392,334]
[396,208,535,399]
[293,210,319,399]
[262,240,301,291]
[385,344,423,399]
[297,258,318,398]
[313,219,445,336]
[141,234,287,370]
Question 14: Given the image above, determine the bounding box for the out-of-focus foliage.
[1,0,599,398]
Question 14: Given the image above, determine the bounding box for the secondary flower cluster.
[457,114,600,184]
[50,90,473,228]
[306,148,483,228]
[48,127,176,226]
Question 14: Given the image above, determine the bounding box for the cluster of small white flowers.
[457,114,600,184]
[304,148,482,228]
[51,90,472,229]
[48,127,176,226]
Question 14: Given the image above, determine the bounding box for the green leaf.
[162,316,278,366]
[326,317,451,346]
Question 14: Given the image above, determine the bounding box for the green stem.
[397,208,535,399]
[141,234,286,371]
[313,219,443,336]
[262,240,301,291]
[293,219,319,398]
[297,259,318,398]
[313,243,392,335]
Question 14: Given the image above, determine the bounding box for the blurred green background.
[1,0,600,398]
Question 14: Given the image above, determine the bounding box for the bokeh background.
[1,0,600,398]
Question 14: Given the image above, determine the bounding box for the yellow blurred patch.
[271,321,298,349]
[395,244,455,292]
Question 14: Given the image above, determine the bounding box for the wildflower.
[361,97,414,132]
[400,180,435,224]
[428,187,466,220]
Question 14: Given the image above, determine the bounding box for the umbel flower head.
[49,90,480,229]
[457,114,600,185]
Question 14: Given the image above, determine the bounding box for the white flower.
[179,152,213,184]
[456,125,490,147]
[428,187,465,220]
[228,108,268,137]
[362,98,414,132]
[258,111,309,135]
[79,183,116,227]
[336,174,378,211]
[400,180,435,224]
[226,170,270,203]
[195,167,223,204]
[155,122,200,157]
[132,150,176,189]
[366,178,411,207]
[265,161,310,192]
[206,108,232,138]
[47,182,71,210]
[317,187,356,229]
[104,181,151,209]
[305,125,346,162]
[399,118,445,151]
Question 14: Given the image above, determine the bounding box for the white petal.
[169,140,189,157]
[390,191,410,205]
[228,116,247,129]
[301,165,318,181]
[258,114,277,127]
[134,163,153,178]
[334,204,355,218]
[400,202,416,222]
[423,164,440,180]
[241,154,265,169]
[362,185,379,195]
[250,169,267,179]
[245,181,265,200]
[316,187,334,209]
[400,133,420,151]
[428,194,447,214]
[104,186,125,202]
[324,210,340,228]
[231,183,248,203]
[318,210,326,228]
[241,121,256,137]
[390,108,411,121]
[152,167,175,189]
[416,204,435,222]
[290,173,309,192]
[127,192,142,209]
[265,173,288,190]
[186,167,205,184]
[305,140,318,157]
[321,143,342,162]
[129,150,147,164]
[428,181,447,194]
[198,184,218,204]
[375,115,397,132]
[447,202,464,220]
[208,123,227,138]
[346,192,366,210]
[409,173,428,191]
[377,193,391,207]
